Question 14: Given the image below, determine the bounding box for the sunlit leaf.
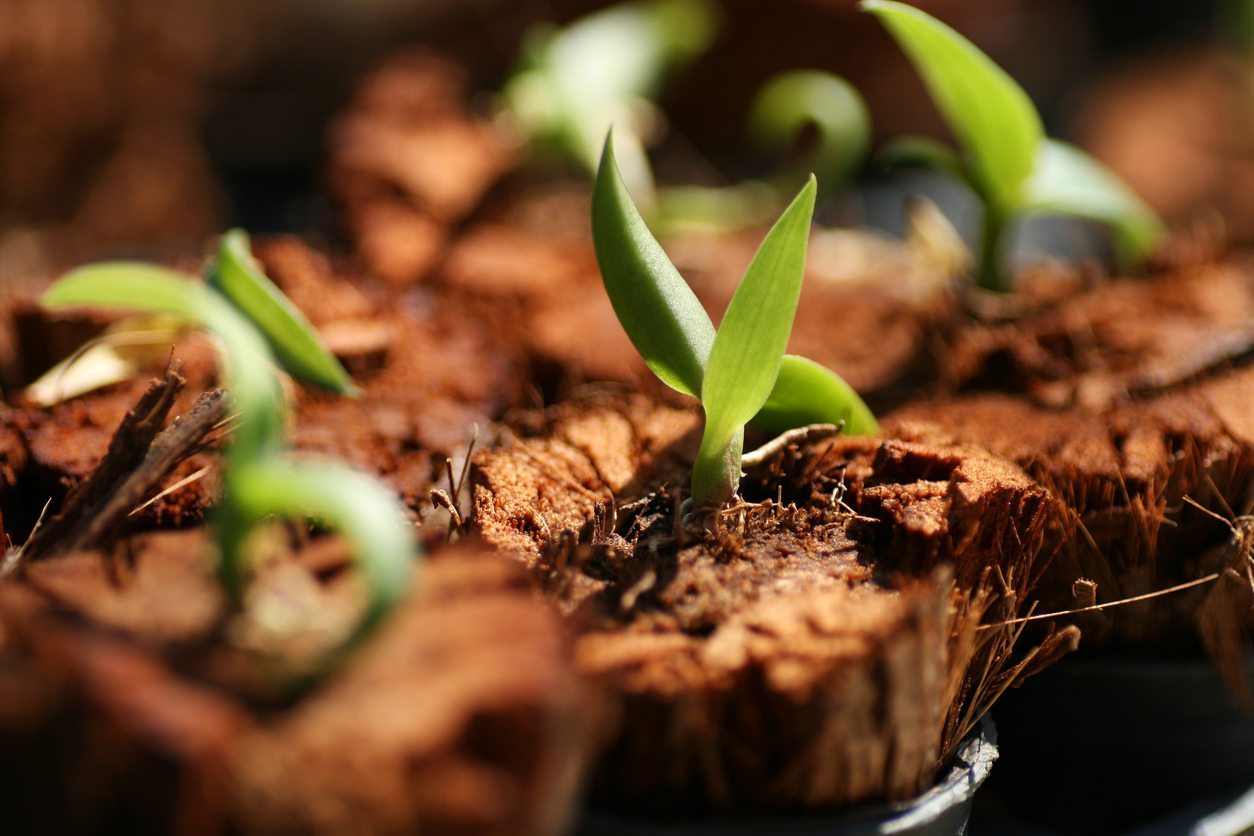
[505,0,716,201]
[592,134,715,396]
[693,177,816,504]
[751,354,878,437]
[748,70,870,190]
[43,262,285,457]
[210,229,357,395]
[1022,139,1165,265]
[46,263,211,321]
[862,0,1042,211]
[26,343,136,407]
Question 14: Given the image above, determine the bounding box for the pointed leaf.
[592,135,715,396]
[45,263,211,321]
[752,354,878,437]
[700,177,817,448]
[1022,139,1165,265]
[43,262,286,457]
[210,229,357,395]
[863,0,1043,211]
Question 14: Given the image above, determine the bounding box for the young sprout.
[862,0,1165,291]
[504,0,717,205]
[504,3,868,231]
[655,70,871,233]
[41,230,415,655]
[593,136,877,507]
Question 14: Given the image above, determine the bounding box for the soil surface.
[472,394,1064,814]
[3,40,1252,833]
[0,530,587,835]
[332,52,961,411]
[0,233,531,540]
[897,254,1254,651]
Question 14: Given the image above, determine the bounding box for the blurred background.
[0,0,1247,278]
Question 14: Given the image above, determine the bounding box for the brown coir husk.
[0,235,529,532]
[896,253,1254,656]
[330,51,960,410]
[472,394,1069,814]
[327,51,517,286]
[0,532,587,835]
[428,184,959,408]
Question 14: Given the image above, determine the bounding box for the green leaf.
[43,262,286,458]
[877,134,967,183]
[751,354,878,437]
[505,0,716,189]
[747,70,870,189]
[210,229,357,395]
[592,134,716,396]
[219,457,416,648]
[1022,139,1165,265]
[862,0,1043,212]
[693,176,816,504]
[46,263,212,321]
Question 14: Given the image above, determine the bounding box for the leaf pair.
[593,135,876,506]
[42,233,414,664]
[864,0,1164,290]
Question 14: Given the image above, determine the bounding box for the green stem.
[690,425,744,508]
[220,458,416,649]
[977,206,1007,292]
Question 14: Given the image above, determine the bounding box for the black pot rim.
[580,716,999,835]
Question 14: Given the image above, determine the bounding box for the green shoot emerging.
[505,0,716,204]
[747,70,871,198]
[863,0,1164,291]
[655,70,871,233]
[42,232,416,659]
[209,230,358,396]
[593,135,877,507]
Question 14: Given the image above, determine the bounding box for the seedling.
[593,136,877,507]
[504,0,717,205]
[655,69,871,233]
[504,2,868,230]
[863,0,1165,291]
[41,230,415,654]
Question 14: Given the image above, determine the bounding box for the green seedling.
[862,0,1165,291]
[593,136,877,507]
[655,69,871,233]
[504,2,868,230]
[505,0,717,204]
[42,231,415,655]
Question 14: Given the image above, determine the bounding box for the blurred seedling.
[504,0,717,206]
[504,0,868,229]
[40,229,415,660]
[593,135,876,508]
[654,69,871,233]
[863,0,1165,291]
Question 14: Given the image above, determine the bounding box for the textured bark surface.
[898,257,1254,652]
[472,395,1059,813]
[0,535,587,836]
